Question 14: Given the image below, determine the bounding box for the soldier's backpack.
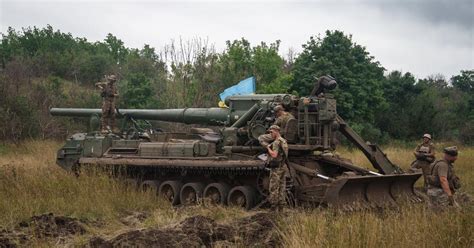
[452,176,461,190]
[426,160,443,187]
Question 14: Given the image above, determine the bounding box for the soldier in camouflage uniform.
[426,146,461,207]
[96,75,119,133]
[411,134,436,191]
[258,105,295,147]
[266,125,289,211]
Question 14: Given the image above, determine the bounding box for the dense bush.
[0,26,472,144]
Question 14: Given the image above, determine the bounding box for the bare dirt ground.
[90,212,278,248]
[0,213,87,247]
[1,211,279,248]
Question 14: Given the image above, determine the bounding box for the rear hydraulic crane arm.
[336,115,404,175]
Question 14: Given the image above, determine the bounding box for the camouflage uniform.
[427,154,461,207]
[412,142,435,190]
[258,111,295,147]
[99,76,119,132]
[427,187,450,207]
[267,136,289,210]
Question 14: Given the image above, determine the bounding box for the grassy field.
[0,140,472,247]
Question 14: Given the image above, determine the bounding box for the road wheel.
[257,172,270,196]
[180,182,205,205]
[159,180,183,205]
[203,183,230,205]
[140,180,160,194]
[123,179,139,189]
[228,186,257,210]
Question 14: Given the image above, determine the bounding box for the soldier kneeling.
[426,146,461,207]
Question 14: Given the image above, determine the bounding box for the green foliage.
[0,96,39,142]
[259,73,293,93]
[374,70,474,144]
[291,30,385,128]
[219,38,253,86]
[0,25,472,144]
[73,52,114,84]
[121,73,153,108]
[220,39,289,94]
[253,42,281,82]
[451,70,474,144]
[452,70,474,120]
[376,71,421,139]
[105,33,128,65]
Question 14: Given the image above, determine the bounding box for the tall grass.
[283,143,474,247]
[0,140,472,247]
[280,204,473,247]
[0,141,166,228]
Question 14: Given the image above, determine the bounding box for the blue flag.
[219,77,256,101]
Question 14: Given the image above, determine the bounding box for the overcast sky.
[1,0,473,78]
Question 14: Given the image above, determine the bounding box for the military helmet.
[107,75,117,81]
[423,133,432,140]
[443,146,458,156]
[268,125,280,132]
[273,105,284,112]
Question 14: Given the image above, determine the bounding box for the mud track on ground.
[0,212,280,247]
[90,212,280,248]
[0,213,87,247]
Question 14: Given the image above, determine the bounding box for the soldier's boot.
[109,117,120,133]
[101,126,110,134]
[100,117,109,134]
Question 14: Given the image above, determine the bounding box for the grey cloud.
[372,0,473,30]
[0,1,472,78]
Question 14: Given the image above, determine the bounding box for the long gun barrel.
[49,107,246,126]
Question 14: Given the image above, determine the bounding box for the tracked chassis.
[52,76,422,209]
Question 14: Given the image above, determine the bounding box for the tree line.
[0,26,472,144]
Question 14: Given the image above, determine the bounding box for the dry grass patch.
[280,204,473,248]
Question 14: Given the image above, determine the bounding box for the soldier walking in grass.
[426,146,461,207]
[96,75,119,133]
[258,105,295,147]
[265,125,289,211]
[411,134,436,191]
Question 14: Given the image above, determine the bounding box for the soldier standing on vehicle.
[96,75,119,133]
[266,125,289,211]
[426,146,461,207]
[258,105,295,147]
[411,134,436,191]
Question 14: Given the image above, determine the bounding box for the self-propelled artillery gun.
[50,76,421,210]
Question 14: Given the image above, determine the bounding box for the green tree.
[219,39,289,93]
[105,33,128,65]
[451,70,474,144]
[219,38,253,87]
[121,73,154,108]
[412,74,471,142]
[376,71,421,139]
[291,30,386,140]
